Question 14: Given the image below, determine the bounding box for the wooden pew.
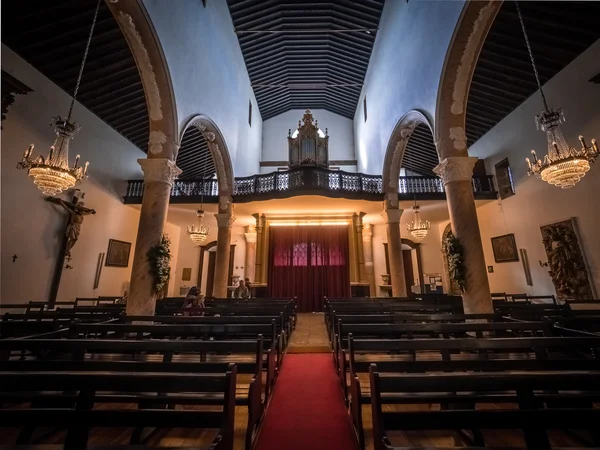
[336,321,554,399]
[347,335,600,449]
[369,369,600,450]
[0,368,238,450]
[0,337,273,404]
[68,321,283,378]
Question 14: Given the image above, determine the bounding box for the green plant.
[147,235,171,293]
[444,233,466,291]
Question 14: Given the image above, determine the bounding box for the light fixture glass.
[406,203,430,241]
[516,1,598,188]
[16,0,101,196]
[187,209,210,245]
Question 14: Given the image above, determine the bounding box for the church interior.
[1,1,600,449]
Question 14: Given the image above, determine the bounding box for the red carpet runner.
[254,354,357,450]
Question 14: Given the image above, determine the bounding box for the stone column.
[244,224,257,282]
[127,158,181,316]
[434,156,493,314]
[354,212,368,283]
[382,198,407,297]
[362,224,377,297]
[213,198,235,298]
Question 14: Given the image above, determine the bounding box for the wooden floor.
[287,313,330,353]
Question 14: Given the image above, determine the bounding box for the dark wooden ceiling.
[465,1,600,147]
[404,123,438,176]
[175,127,216,180]
[227,0,385,121]
[2,0,149,152]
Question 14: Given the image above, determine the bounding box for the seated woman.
[183,286,205,316]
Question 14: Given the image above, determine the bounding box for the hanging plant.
[443,233,466,291]
[147,235,171,294]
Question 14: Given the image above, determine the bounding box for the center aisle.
[253,353,358,450]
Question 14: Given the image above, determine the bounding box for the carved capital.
[381,207,403,224]
[244,232,257,243]
[434,156,477,185]
[138,158,181,186]
[215,213,235,228]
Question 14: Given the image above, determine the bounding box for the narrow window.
[363,96,368,122]
[248,100,252,127]
[494,158,515,199]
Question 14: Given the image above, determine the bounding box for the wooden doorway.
[205,251,216,297]
[402,249,414,295]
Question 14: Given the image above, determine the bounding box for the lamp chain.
[67,0,102,122]
[515,1,549,112]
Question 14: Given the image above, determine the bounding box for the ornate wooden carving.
[540,218,594,301]
[288,109,329,168]
[1,70,33,128]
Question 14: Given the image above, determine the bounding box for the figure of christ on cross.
[46,194,96,260]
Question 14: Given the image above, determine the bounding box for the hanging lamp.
[187,174,210,245]
[406,198,430,241]
[16,0,101,196]
[516,1,598,189]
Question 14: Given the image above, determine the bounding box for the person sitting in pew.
[234,279,250,299]
[183,286,204,316]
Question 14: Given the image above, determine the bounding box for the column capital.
[215,213,235,228]
[244,224,257,243]
[434,156,478,185]
[137,158,181,186]
[362,223,373,240]
[381,207,404,224]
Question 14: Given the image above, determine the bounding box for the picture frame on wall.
[491,233,519,263]
[105,239,132,267]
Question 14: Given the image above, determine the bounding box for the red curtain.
[268,226,351,312]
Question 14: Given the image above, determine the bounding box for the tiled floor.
[287,313,331,353]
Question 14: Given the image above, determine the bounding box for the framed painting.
[491,233,519,263]
[105,239,131,267]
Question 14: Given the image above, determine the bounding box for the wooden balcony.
[123,167,497,204]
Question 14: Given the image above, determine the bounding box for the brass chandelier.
[16,0,101,196]
[187,174,210,245]
[516,1,598,189]
[406,200,430,241]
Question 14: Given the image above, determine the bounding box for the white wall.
[0,45,181,302]
[142,0,262,177]
[353,0,464,175]
[261,109,355,166]
[467,39,600,296]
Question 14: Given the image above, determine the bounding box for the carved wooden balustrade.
[123,167,496,204]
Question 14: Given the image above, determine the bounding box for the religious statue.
[46,195,96,259]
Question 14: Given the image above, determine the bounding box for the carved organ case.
[288,109,329,168]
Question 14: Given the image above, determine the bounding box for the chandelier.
[187,174,210,245]
[187,210,210,245]
[406,201,430,241]
[516,1,598,189]
[16,0,101,196]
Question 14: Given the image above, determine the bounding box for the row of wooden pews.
[0,297,296,450]
[325,296,600,450]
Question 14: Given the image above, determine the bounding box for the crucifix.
[46,190,96,307]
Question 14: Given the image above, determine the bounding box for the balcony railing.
[123,167,496,204]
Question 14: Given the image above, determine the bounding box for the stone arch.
[106,0,179,160]
[434,0,502,160]
[180,115,235,200]
[382,110,434,198]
